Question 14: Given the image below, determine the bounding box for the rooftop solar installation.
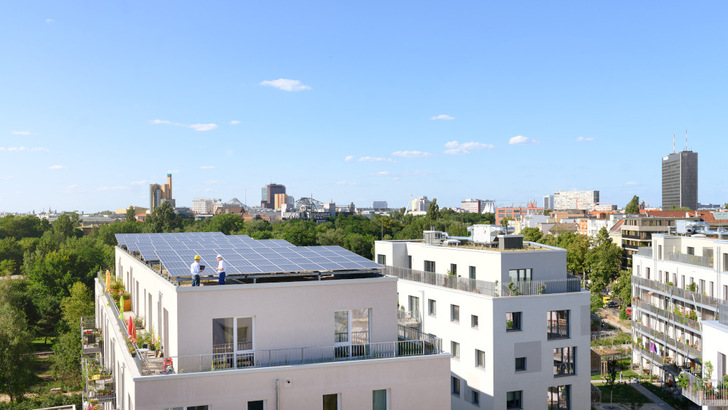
[115,232,381,278]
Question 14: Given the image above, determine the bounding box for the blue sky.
[1,1,726,213]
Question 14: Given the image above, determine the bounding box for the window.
[428,299,436,316]
[407,255,412,269]
[450,263,457,276]
[506,312,522,331]
[548,385,570,409]
[187,407,209,410]
[451,341,460,359]
[335,309,371,357]
[508,268,532,282]
[451,376,461,396]
[646,267,650,280]
[472,390,480,406]
[469,266,476,280]
[658,245,662,259]
[547,310,569,339]
[248,401,265,410]
[475,349,485,368]
[471,315,479,328]
[376,254,386,265]
[700,279,705,294]
[323,394,339,410]
[212,317,253,368]
[451,304,460,322]
[553,347,576,376]
[372,389,387,410]
[408,296,420,319]
[687,246,695,255]
[424,260,436,273]
[506,391,522,409]
[515,357,527,371]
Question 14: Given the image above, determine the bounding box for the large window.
[506,391,522,409]
[475,349,485,368]
[506,312,522,331]
[428,299,436,316]
[424,260,436,273]
[515,357,527,372]
[548,385,570,410]
[247,401,264,410]
[553,347,576,376]
[472,390,480,406]
[408,296,420,319]
[547,310,569,339]
[451,376,461,396]
[372,389,387,410]
[376,254,386,265]
[451,341,460,359]
[469,266,476,280]
[451,304,460,322]
[450,263,457,276]
[212,317,253,368]
[508,268,532,282]
[335,309,371,358]
[323,394,339,410]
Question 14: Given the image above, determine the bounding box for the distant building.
[553,191,599,211]
[411,196,431,213]
[191,199,216,215]
[495,202,543,225]
[543,195,554,210]
[261,184,286,209]
[273,193,289,211]
[662,150,698,210]
[372,201,388,210]
[149,174,174,211]
[460,199,495,214]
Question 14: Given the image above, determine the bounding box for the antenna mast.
[673,134,675,154]
[685,129,688,151]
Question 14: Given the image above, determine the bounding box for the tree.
[206,213,246,235]
[0,280,36,403]
[625,195,640,214]
[126,206,136,222]
[51,213,83,241]
[426,198,440,221]
[565,234,590,279]
[146,201,184,233]
[612,269,632,306]
[61,282,94,329]
[51,331,81,390]
[0,237,23,275]
[520,227,542,243]
[245,219,273,239]
[0,214,51,240]
[587,227,623,292]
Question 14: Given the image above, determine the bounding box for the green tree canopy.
[0,280,36,403]
[0,214,51,240]
[126,206,136,221]
[206,213,246,235]
[426,198,440,221]
[587,227,623,292]
[520,227,542,243]
[625,195,640,214]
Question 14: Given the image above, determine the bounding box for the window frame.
[428,299,436,316]
[451,304,460,322]
[553,346,576,377]
[515,357,527,372]
[506,312,522,332]
[547,310,569,340]
[506,391,522,409]
[451,341,460,359]
[451,376,461,396]
[475,349,485,368]
[471,314,479,328]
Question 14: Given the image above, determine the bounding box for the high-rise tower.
[662,145,698,210]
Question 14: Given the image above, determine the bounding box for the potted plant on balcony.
[677,373,689,390]
[508,281,519,296]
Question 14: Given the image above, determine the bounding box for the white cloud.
[576,136,594,142]
[260,78,311,92]
[509,135,536,145]
[45,18,54,23]
[359,156,394,163]
[65,184,79,193]
[97,186,129,191]
[200,165,216,169]
[431,114,454,120]
[130,180,147,185]
[204,180,224,185]
[168,169,180,174]
[625,181,639,186]
[344,155,354,162]
[229,120,240,125]
[1,146,47,152]
[392,150,432,158]
[48,165,65,170]
[188,123,218,132]
[443,141,495,155]
[151,119,217,131]
[392,176,400,181]
[11,131,31,136]
[375,171,391,176]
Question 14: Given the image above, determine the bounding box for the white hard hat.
[216,254,223,258]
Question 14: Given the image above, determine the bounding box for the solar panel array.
[115,232,381,278]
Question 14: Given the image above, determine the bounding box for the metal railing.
[633,300,701,332]
[138,338,443,376]
[636,247,653,257]
[384,266,581,297]
[667,252,714,269]
[720,303,728,326]
[632,276,721,309]
[632,321,701,358]
[680,371,728,406]
[398,324,442,352]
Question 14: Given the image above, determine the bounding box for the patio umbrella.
[119,294,125,312]
[127,316,133,336]
[131,321,137,341]
[105,270,111,292]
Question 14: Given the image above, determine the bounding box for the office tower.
[662,150,698,210]
[553,191,599,211]
[261,184,286,209]
[150,173,174,211]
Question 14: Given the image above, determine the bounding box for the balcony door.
[212,317,254,368]
[334,309,370,358]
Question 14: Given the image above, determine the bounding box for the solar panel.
[114,232,381,278]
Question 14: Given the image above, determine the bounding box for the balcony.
[679,371,728,406]
[384,266,582,297]
[666,252,714,269]
[633,300,701,332]
[632,321,701,358]
[81,316,102,355]
[636,247,653,257]
[632,276,721,310]
[137,325,442,376]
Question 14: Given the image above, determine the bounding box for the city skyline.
[2,1,727,212]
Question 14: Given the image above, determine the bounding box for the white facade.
[632,234,728,406]
[191,198,215,214]
[553,191,599,211]
[90,236,450,410]
[375,238,591,410]
[411,196,431,212]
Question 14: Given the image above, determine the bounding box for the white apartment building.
[86,232,450,410]
[411,196,431,213]
[191,199,216,214]
[375,230,591,410]
[631,233,728,407]
[553,191,599,211]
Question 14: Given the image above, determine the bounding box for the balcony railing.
[138,337,443,376]
[636,247,653,257]
[632,276,721,309]
[384,266,582,297]
[633,300,701,332]
[666,252,714,269]
[632,321,701,358]
[680,372,728,406]
[720,303,728,326]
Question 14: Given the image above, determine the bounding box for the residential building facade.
[553,191,599,211]
[375,232,591,410]
[496,202,543,225]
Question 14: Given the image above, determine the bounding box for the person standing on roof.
[190,255,201,287]
[216,254,226,285]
